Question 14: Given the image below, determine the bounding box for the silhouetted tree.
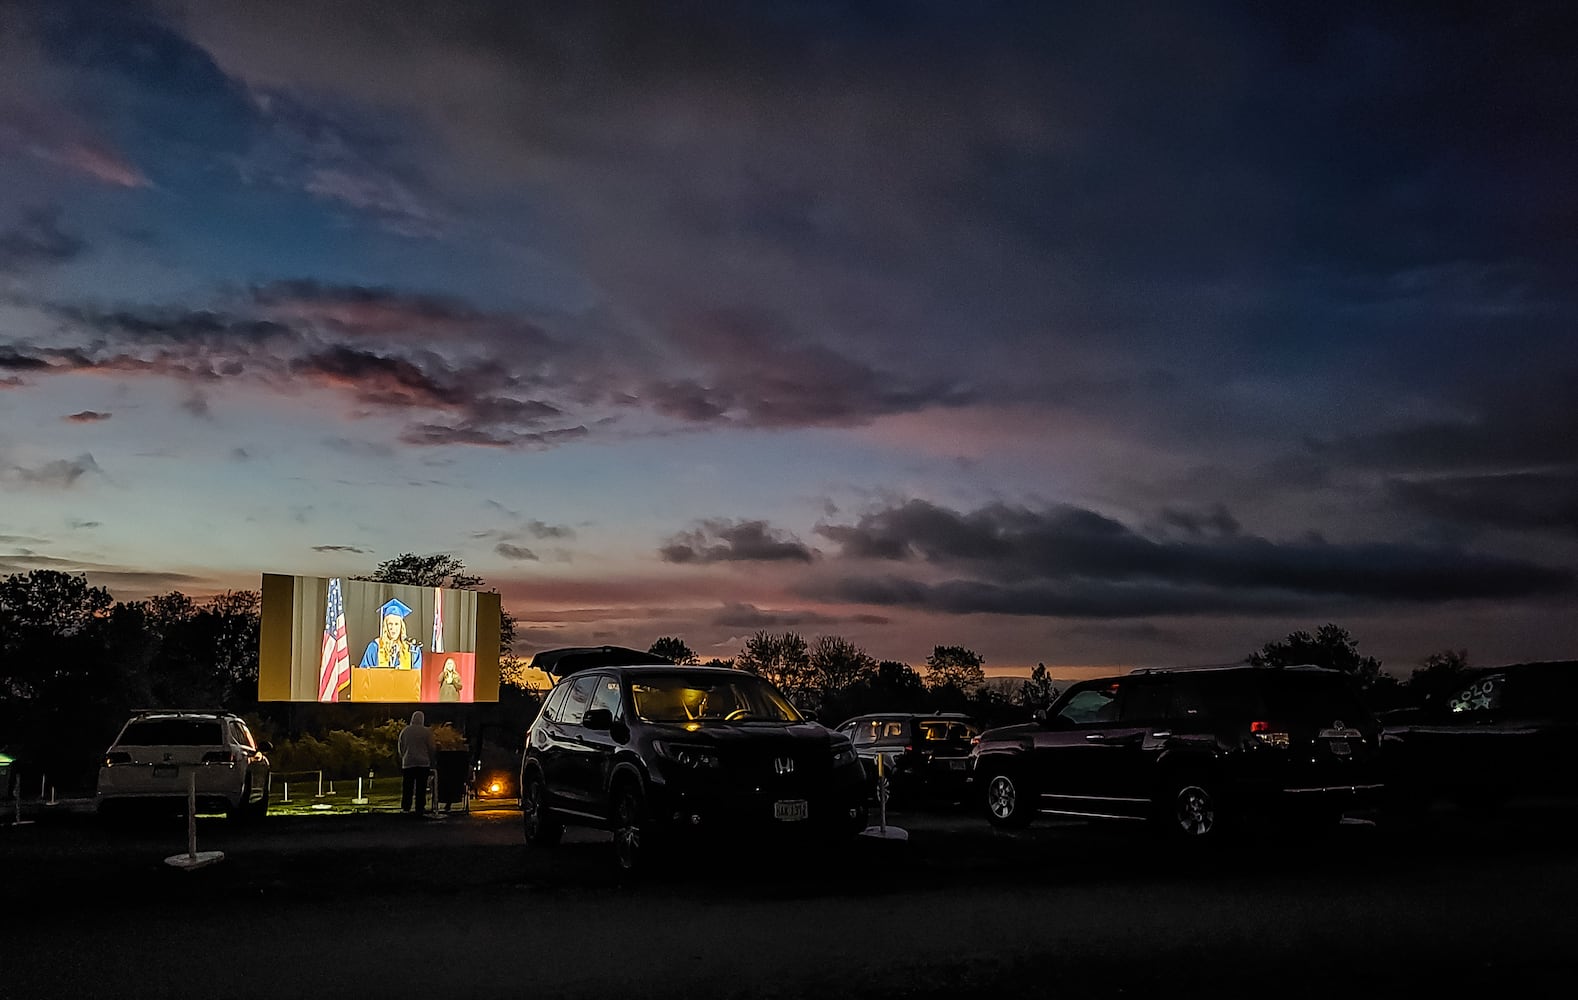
[1018,662,1059,708]
[361,552,516,657]
[649,636,699,664]
[925,645,985,695]
[1248,624,1383,687]
[809,635,876,699]
[736,631,814,704]
[1407,648,1472,705]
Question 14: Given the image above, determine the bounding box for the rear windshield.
[117,719,224,746]
[1258,674,1367,721]
[918,720,978,741]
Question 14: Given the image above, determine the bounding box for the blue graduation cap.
[378,598,413,620]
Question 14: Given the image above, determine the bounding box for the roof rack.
[1127,662,1337,676]
[130,707,232,716]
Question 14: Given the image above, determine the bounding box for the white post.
[40,776,45,799]
[316,771,324,797]
[164,770,223,869]
[186,772,197,860]
[47,786,56,806]
[877,754,887,832]
[283,781,290,803]
[351,776,368,806]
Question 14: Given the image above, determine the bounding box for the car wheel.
[1161,776,1220,839]
[250,775,270,821]
[984,770,1034,828]
[611,780,648,875]
[228,776,253,824]
[520,772,562,846]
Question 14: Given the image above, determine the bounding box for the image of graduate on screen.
[361,598,423,671]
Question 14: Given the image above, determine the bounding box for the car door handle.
[1150,731,1172,739]
[1084,733,1105,741]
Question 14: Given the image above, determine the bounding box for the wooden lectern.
[350,667,422,702]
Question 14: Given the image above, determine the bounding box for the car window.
[630,672,801,723]
[946,723,979,740]
[116,719,224,746]
[1260,674,1367,721]
[846,720,884,745]
[1119,682,1171,724]
[1449,674,1504,715]
[589,674,623,718]
[560,674,600,726]
[539,681,573,723]
[883,721,907,738]
[1056,684,1120,725]
[229,720,257,750]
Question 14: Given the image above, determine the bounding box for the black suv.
[519,652,868,873]
[833,712,981,804]
[1381,660,1578,814]
[968,664,1383,839]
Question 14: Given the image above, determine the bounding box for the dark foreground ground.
[3,797,1576,999]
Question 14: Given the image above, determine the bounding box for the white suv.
[96,711,272,821]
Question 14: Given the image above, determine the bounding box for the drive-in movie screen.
[258,573,501,703]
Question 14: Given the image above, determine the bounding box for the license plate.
[773,799,808,822]
[153,764,179,778]
[1328,740,1350,756]
[948,759,968,770]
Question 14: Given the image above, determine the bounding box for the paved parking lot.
[3,798,1577,998]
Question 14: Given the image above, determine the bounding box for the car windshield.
[631,673,801,724]
[117,719,224,746]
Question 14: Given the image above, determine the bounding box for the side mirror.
[1032,708,1050,725]
[583,708,613,731]
[801,709,819,723]
[260,740,275,753]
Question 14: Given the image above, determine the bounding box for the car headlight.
[831,745,858,768]
[653,741,722,769]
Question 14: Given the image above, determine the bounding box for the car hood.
[645,722,837,750]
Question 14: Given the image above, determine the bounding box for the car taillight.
[1250,721,1290,747]
[104,752,131,766]
[201,751,234,764]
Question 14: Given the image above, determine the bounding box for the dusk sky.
[2,1,1575,680]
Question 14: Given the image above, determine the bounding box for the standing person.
[439,658,463,702]
[397,710,437,817]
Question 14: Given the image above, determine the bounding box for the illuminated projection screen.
[258,574,501,703]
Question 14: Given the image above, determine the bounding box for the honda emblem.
[774,756,795,775]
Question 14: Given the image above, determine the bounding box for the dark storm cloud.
[811,499,1574,616]
[660,519,816,565]
[312,544,367,554]
[526,520,573,540]
[1387,471,1578,538]
[710,603,839,629]
[253,281,503,340]
[0,207,85,272]
[5,453,102,489]
[64,410,110,423]
[495,543,539,562]
[654,308,978,429]
[1154,504,1240,539]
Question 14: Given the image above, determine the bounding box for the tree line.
[0,554,1480,792]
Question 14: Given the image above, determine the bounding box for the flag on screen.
[432,586,444,654]
[317,577,351,702]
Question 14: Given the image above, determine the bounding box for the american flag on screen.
[317,577,351,702]
[432,586,444,653]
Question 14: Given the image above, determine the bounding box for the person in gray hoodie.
[397,710,438,816]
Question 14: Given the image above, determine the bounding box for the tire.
[611,780,649,875]
[1158,776,1221,840]
[228,777,254,824]
[520,772,562,846]
[983,770,1035,828]
[249,776,270,821]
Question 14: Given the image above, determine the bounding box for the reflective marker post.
[859,752,908,841]
[164,772,223,870]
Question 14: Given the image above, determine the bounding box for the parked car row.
[517,650,1578,873]
[84,650,1575,876]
